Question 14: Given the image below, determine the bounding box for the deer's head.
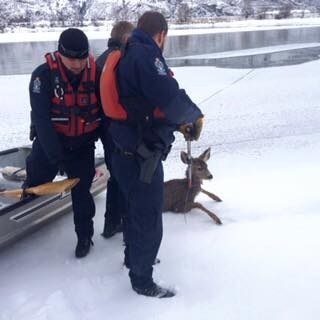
[181,148,213,181]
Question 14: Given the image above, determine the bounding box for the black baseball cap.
[58,28,89,59]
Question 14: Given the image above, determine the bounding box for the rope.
[183,141,193,224]
[197,69,255,106]
[183,185,190,225]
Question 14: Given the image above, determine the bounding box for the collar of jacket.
[130,29,163,56]
[107,37,122,50]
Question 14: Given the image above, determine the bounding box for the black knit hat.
[58,28,89,59]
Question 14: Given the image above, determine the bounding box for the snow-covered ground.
[0,50,320,319]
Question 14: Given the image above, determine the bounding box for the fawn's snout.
[193,161,213,180]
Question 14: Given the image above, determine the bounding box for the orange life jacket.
[45,51,100,137]
[100,49,165,123]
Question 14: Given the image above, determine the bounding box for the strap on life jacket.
[45,51,100,137]
[100,49,166,124]
[100,50,127,120]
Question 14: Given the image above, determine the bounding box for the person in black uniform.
[96,21,134,239]
[24,28,101,258]
[104,11,204,298]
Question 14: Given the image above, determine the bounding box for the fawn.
[163,148,222,225]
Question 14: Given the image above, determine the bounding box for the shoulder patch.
[32,77,41,94]
[154,57,167,76]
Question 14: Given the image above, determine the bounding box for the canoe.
[0,146,108,249]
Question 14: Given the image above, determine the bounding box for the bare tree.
[111,0,130,21]
[176,3,191,23]
[276,3,293,19]
[0,0,9,31]
[55,1,73,26]
[242,0,253,18]
[72,0,94,26]
[167,0,184,19]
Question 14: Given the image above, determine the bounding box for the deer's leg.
[191,202,222,225]
[201,188,222,202]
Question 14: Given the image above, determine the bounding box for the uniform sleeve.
[135,51,203,126]
[29,66,65,164]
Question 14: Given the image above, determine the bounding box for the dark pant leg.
[105,177,123,226]
[24,138,58,188]
[100,122,123,227]
[112,151,164,289]
[65,144,96,239]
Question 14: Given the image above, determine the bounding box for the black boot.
[132,282,176,298]
[75,237,93,258]
[101,220,123,239]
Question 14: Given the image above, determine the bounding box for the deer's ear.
[180,151,189,164]
[199,148,211,162]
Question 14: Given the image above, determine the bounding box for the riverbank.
[0,17,320,43]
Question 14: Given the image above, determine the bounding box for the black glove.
[179,116,204,141]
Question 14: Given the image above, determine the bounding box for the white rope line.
[197,69,255,106]
[172,130,320,159]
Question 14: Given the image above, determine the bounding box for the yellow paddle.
[0,178,80,199]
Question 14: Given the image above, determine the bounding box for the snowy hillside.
[0,0,320,30]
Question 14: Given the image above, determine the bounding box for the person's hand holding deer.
[179,116,204,141]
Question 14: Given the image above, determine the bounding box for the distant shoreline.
[0,17,320,44]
